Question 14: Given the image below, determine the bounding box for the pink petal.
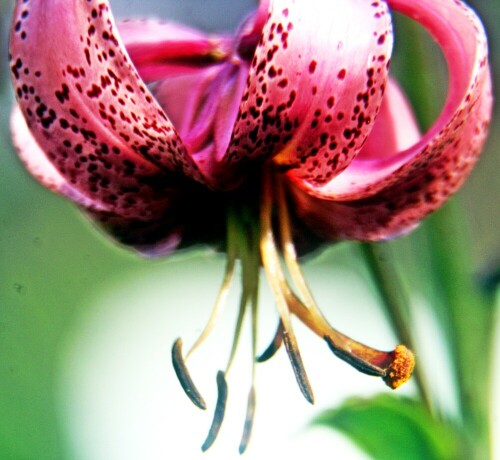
[13,102,186,256]
[235,0,271,59]
[117,19,232,83]
[11,104,107,211]
[153,64,226,140]
[296,0,492,201]
[153,59,251,189]
[87,209,184,258]
[297,77,422,199]
[290,0,492,241]
[116,14,259,190]
[187,62,251,186]
[225,0,393,186]
[354,77,421,162]
[10,0,202,219]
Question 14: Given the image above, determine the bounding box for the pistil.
[259,169,415,392]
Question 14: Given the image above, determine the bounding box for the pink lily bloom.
[10,0,491,452]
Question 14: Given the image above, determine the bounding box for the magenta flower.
[10,0,491,452]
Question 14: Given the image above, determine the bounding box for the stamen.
[186,253,237,360]
[201,371,229,452]
[173,167,414,454]
[383,345,415,389]
[172,211,238,411]
[256,320,284,362]
[171,338,207,410]
[238,245,260,454]
[199,209,262,453]
[276,176,317,309]
[324,336,386,377]
[260,169,315,404]
[225,290,249,374]
[239,386,256,454]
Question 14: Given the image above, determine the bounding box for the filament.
[260,169,314,404]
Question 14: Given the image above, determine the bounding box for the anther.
[282,330,315,404]
[256,320,284,362]
[239,386,256,454]
[201,371,229,452]
[171,338,207,410]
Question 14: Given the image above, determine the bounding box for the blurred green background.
[0,1,498,459]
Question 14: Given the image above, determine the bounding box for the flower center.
[172,165,415,453]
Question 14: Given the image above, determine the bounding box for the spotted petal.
[10,0,202,219]
[116,15,255,190]
[290,0,492,241]
[355,77,421,163]
[12,101,188,256]
[11,104,107,211]
[225,0,393,187]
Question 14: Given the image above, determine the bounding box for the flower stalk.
[425,202,496,460]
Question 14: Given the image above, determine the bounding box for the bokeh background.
[0,1,499,459]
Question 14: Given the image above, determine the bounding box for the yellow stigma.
[383,345,415,389]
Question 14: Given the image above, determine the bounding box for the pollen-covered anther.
[171,338,207,410]
[382,344,415,389]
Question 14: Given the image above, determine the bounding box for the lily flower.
[10,0,491,453]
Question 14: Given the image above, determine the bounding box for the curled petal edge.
[291,0,492,203]
[290,70,492,241]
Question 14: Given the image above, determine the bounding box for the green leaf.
[313,394,460,460]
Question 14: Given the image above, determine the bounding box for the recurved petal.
[225,0,393,186]
[294,0,492,205]
[296,77,421,200]
[153,64,226,140]
[291,41,492,241]
[347,78,421,163]
[153,60,251,190]
[291,74,491,243]
[10,0,202,219]
[88,182,227,257]
[118,19,232,83]
[235,0,270,59]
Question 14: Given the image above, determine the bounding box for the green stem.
[424,202,496,460]
[392,13,497,459]
[360,242,434,413]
